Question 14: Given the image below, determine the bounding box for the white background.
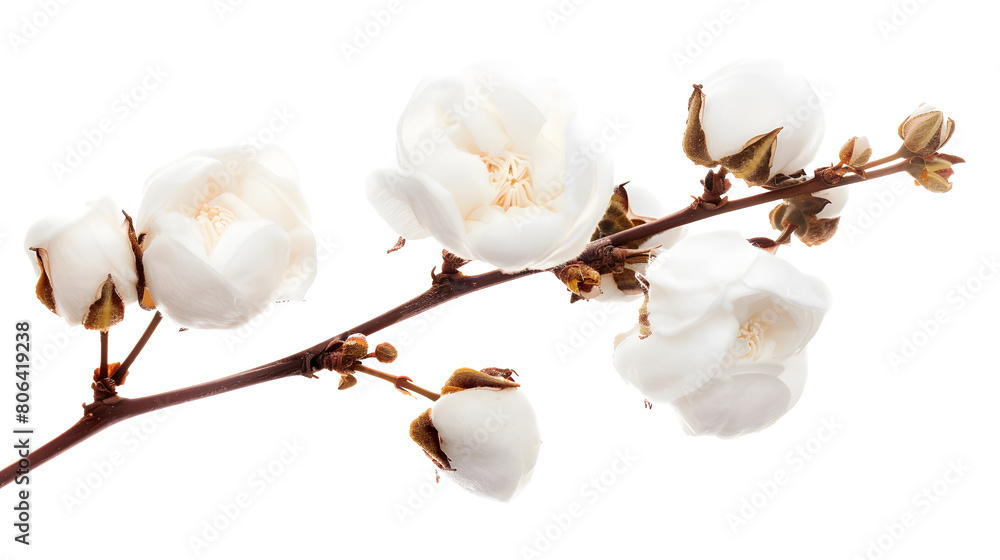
[1,0,997,558]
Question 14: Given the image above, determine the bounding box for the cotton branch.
[0,159,923,489]
[0,267,534,487]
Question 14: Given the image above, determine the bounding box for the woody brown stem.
[860,147,909,170]
[99,330,108,379]
[113,311,163,385]
[606,161,909,248]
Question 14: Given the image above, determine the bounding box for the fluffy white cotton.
[612,231,831,436]
[137,146,316,329]
[672,350,809,438]
[700,59,825,179]
[431,387,541,502]
[367,66,613,272]
[24,197,138,326]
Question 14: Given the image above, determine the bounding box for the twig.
[354,364,441,401]
[113,311,163,385]
[99,331,108,379]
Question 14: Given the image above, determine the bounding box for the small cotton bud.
[683,60,825,184]
[24,197,139,328]
[907,154,964,193]
[374,342,398,364]
[555,263,602,300]
[898,104,955,156]
[410,381,541,501]
[838,136,872,167]
[341,334,369,360]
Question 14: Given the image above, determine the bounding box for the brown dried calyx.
[682,84,782,187]
[718,128,782,187]
[441,367,520,395]
[408,367,520,471]
[768,193,840,247]
[409,409,454,471]
[682,85,716,168]
[83,275,126,332]
[123,211,155,311]
[30,247,58,316]
[555,184,658,303]
[30,247,130,332]
[590,183,657,247]
[432,250,472,285]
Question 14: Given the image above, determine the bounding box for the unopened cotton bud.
[838,136,872,167]
[24,197,139,329]
[898,104,955,156]
[341,334,369,359]
[683,59,825,185]
[908,155,964,193]
[409,367,540,502]
[374,342,398,363]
